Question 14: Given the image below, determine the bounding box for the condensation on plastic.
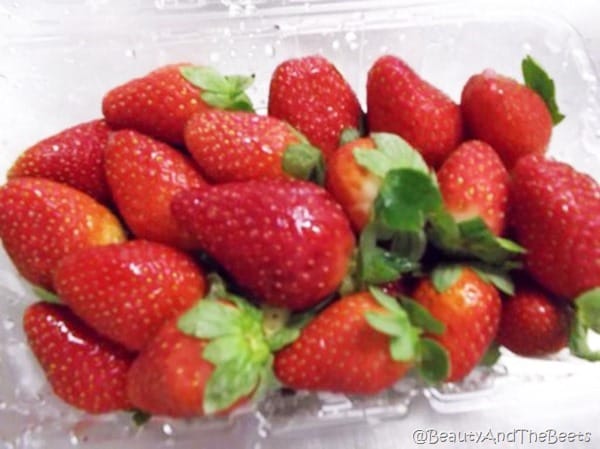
[1,1,600,448]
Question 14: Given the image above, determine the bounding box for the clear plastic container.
[1,1,600,448]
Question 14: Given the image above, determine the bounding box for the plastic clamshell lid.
[1,1,600,448]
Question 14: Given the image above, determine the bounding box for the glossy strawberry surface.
[172,180,355,310]
[367,55,463,167]
[24,302,134,413]
[0,177,125,290]
[54,240,206,351]
[8,119,112,204]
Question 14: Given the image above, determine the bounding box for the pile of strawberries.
[0,53,599,420]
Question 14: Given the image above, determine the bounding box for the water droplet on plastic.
[331,39,340,50]
[380,45,389,53]
[230,49,237,58]
[345,31,357,43]
[125,48,136,59]
[0,401,6,410]
[209,52,220,62]
[69,432,80,445]
[264,44,275,57]
[162,423,174,436]
[522,42,533,53]
[345,31,359,51]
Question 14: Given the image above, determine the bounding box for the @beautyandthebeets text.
[412,428,592,445]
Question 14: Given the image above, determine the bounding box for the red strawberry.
[510,155,600,300]
[8,120,112,204]
[0,178,126,290]
[326,132,434,233]
[497,280,570,356]
[274,291,413,394]
[436,140,509,236]
[127,319,253,418]
[128,290,286,417]
[171,180,355,311]
[412,267,501,382]
[325,137,380,231]
[461,69,552,169]
[367,55,463,167]
[53,240,206,351]
[268,55,362,158]
[102,64,254,146]
[127,319,217,417]
[23,302,133,413]
[105,130,206,249]
[184,110,321,183]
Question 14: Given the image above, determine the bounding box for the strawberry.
[171,180,355,311]
[509,155,600,300]
[102,64,254,146]
[412,267,501,382]
[497,280,570,356]
[274,291,411,393]
[127,285,294,417]
[460,56,562,169]
[268,55,362,158]
[53,240,206,351]
[23,302,133,413]
[184,110,322,183]
[367,55,463,167]
[105,130,206,249]
[325,137,379,231]
[127,319,217,417]
[325,132,433,232]
[436,140,509,236]
[7,120,112,204]
[0,178,126,290]
[274,289,448,393]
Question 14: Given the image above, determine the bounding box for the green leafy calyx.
[353,132,430,180]
[339,127,361,146]
[365,287,419,362]
[282,143,325,185]
[358,223,423,286]
[479,342,501,367]
[431,264,464,293]
[417,338,450,384]
[428,214,525,267]
[176,278,300,414]
[180,65,255,112]
[365,288,449,383]
[521,55,565,125]
[352,134,436,287]
[32,286,61,304]
[569,288,600,361]
[431,263,515,296]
